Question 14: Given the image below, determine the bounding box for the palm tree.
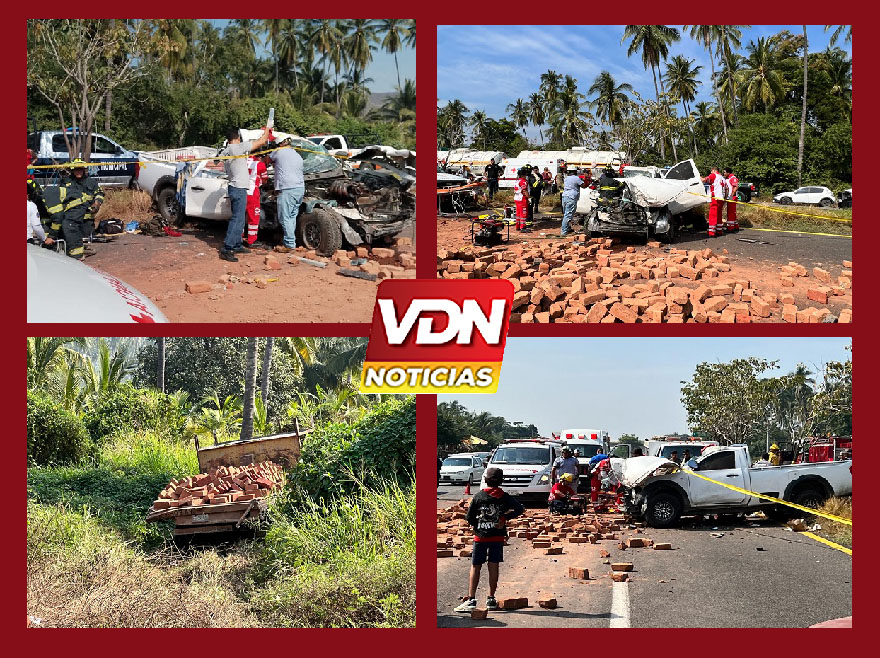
[277,20,301,87]
[540,70,562,119]
[378,79,416,122]
[27,337,85,389]
[260,337,274,406]
[437,99,469,149]
[718,53,745,120]
[528,92,546,143]
[826,49,852,119]
[346,19,378,83]
[232,19,261,59]
[79,338,136,405]
[403,20,415,48]
[587,71,633,128]
[157,337,166,393]
[506,98,530,134]
[692,101,720,147]
[311,20,342,105]
[241,337,258,442]
[687,25,729,144]
[262,19,287,95]
[824,25,852,47]
[664,55,703,156]
[329,22,350,118]
[623,25,681,160]
[469,110,489,149]
[194,393,242,445]
[741,37,785,113]
[798,26,808,187]
[718,25,746,123]
[379,19,409,92]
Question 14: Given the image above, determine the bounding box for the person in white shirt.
[27,183,53,245]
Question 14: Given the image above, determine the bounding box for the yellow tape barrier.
[26,143,348,171]
[801,531,852,555]
[688,190,852,223]
[680,467,852,526]
[746,227,852,239]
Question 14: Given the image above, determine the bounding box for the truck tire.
[656,209,676,244]
[792,487,827,510]
[644,491,683,528]
[296,208,343,256]
[156,186,182,226]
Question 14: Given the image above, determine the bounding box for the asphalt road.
[437,484,852,628]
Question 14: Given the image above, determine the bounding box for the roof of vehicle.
[446,453,483,458]
[27,245,168,323]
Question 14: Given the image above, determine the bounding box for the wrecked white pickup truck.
[615,445,852,528]
[135,132,414,256]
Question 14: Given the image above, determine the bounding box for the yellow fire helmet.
[560,473,574,483]
[770,444,780,451]
[69,158,87,169]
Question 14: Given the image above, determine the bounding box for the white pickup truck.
[617,445,852,528]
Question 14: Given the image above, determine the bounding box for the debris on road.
[611,563,634,572]
[538,598,558,609]
[498,598,529,610]
[437,238,851,323]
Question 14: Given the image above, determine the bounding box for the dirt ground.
[437,213,852,323]
[86,222,415,323]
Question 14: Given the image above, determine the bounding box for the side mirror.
[687,459,698,470]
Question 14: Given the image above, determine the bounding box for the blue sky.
[212,20,415,93]
[438,337,851,440]
[437,25,851,140]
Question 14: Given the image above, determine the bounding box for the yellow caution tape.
[680,467,852,526]
[687,191,852,223]
[745,227,852,238]
[801,531,852,555]
[27,143,348,171]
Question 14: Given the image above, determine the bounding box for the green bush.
[83,383,188,443]
[27,390,93,466]
[285,396,415,502]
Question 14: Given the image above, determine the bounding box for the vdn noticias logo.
[360,280,514,393]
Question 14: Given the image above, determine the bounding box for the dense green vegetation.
[437,401,538,452]
[439,25,851,195]
[26,337,415,628]
[27,20,415,153]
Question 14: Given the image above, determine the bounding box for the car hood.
[27,245,168,323]
[614,456,679,487]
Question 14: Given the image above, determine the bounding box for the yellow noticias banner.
[360,362,503,394]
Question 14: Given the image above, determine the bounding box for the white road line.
[609,581,631,628]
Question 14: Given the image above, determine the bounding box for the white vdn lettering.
[378,298,506,345]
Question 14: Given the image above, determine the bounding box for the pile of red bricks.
[437,238,852,323]
[151,461,284,510]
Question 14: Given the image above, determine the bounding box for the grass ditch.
[27,432,416,627]
[95,188,155,223]
[813,497,852,549]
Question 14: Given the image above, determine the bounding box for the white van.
[481,439,564,499]
[440,453,486,485]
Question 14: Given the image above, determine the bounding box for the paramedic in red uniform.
[514,167,530,231]
[244,154,269,247]
[724,167,739,232]
[701,166,726,237]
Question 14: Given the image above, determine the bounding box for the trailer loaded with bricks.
[146,432,302,540]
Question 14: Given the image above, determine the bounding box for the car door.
[90,134,132,187]
[686,449,749,506]
[185,160,232,219]
[792,187,811,204]
[472,456,485,481]
[663,159,705,213]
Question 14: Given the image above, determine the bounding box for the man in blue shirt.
[561,169,586,236]
[270,139,305,253]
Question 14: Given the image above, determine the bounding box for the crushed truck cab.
[618,445,852,528]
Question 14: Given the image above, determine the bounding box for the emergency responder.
[724,167,740,232]
[769,444,782,466]
[485,158,502,200]
[561,168,586,236]
[220,125,271,262]
[244,152,269,248]
[588,452,610,503]
[555,162,566,194]
[27,177,49,219]
[551,447,580,487]
[45,159,104,259]
[514,167,530,230]
[597,166,622,208]
[548,473,576,514]
[701,166,726,237]
[27,181,52,246]
[529,165,543,218]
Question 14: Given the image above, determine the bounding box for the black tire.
[296,207,343,256]
[779,197,792,205]
[656,210,676,244]
[644,491,683,528]
[819,197,834,208]
[792,487,827,511]
[156,186,182,226]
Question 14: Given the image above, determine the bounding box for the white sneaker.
[454,598,477,612]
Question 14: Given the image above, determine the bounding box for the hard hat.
[70,158,87,168]
[560,473,574,483]
[770,444,780,451]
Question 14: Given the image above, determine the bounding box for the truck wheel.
[792,487,827,510]
[156,186,182,226]
[296,208,343,256]
[657,210,676,244]
[644,492,682,528]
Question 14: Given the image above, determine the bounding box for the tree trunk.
[797,25,808,188]
[684,100,697,157]
[156,337,166,393]
[260,337,274,405]
[104,90,111,132]
[240,337,258,441]
[659,75,678,162]
[722,27,739,125]
[394,51,401,91]
[650,65,666,161]
[709,43,729,145]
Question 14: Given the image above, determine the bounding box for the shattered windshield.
[288,137,341,174]
[491,447,551,465]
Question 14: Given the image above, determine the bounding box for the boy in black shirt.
[454,467,524,612]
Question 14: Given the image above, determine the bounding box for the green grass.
[26,431,416,628]
[813,497,852,549]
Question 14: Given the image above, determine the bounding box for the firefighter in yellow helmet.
[769,444,782,466]
[45,158,105,259]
